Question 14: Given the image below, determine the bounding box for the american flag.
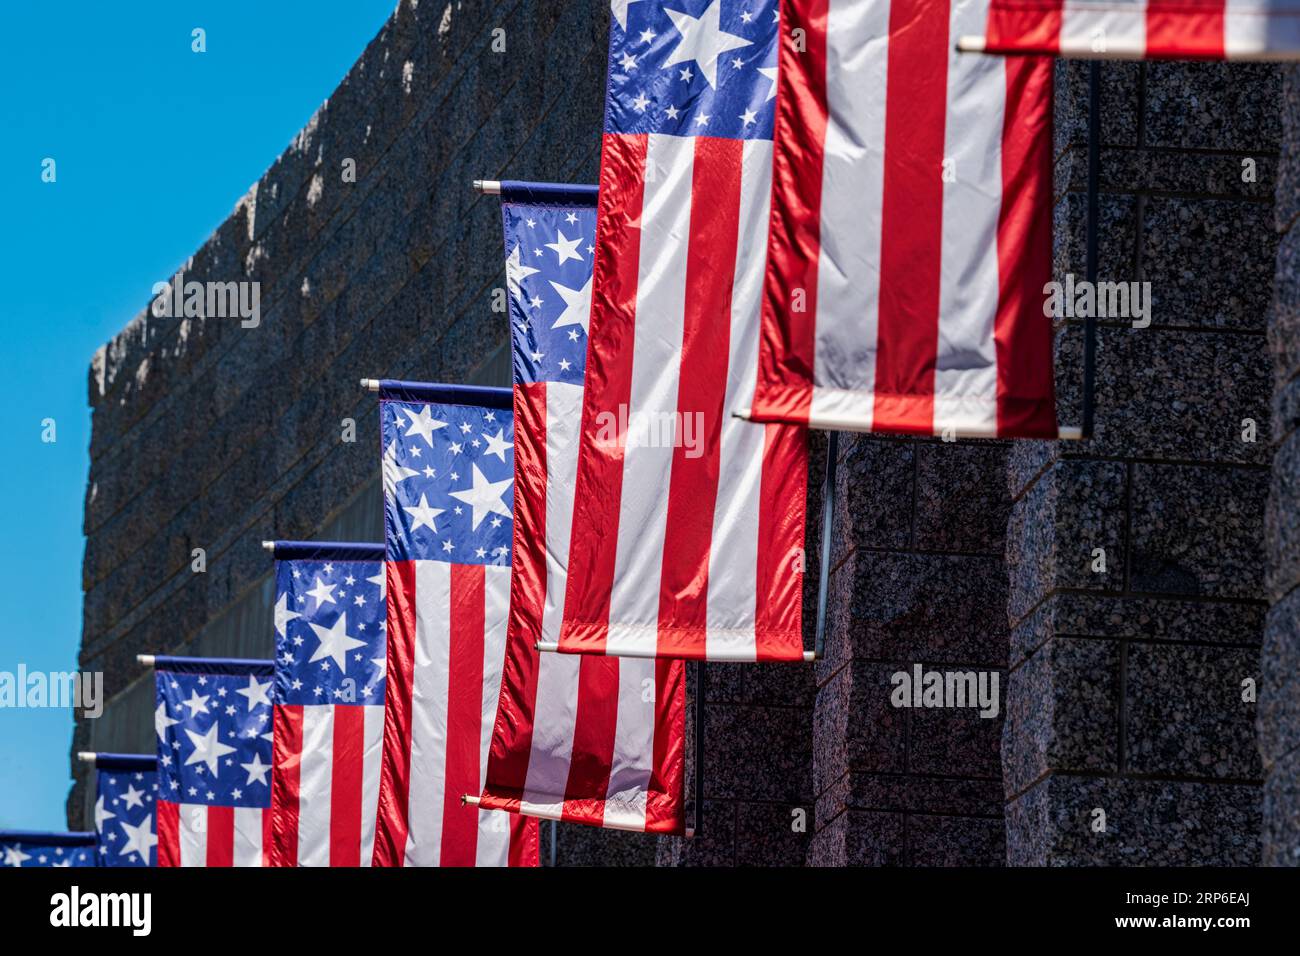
[154,656,275,866]
[269,541,386,867]
[476,182,687,834]
[746,0,1058,438]
[371,381,539,866]
[556,0,811,662]
[0,831,96,867]
[92,753,158,867]
[976,0,1300,59]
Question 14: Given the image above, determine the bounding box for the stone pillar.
[810,434,1012,866]
[1003,60,1277,865]
[1263,65,1300,866]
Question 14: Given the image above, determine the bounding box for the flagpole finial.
[360,378,380,392]
[956,35,986,52]
[473,179,501,195]
[261,540,276,552]
[76,752,97,764]
[137,654,156,668]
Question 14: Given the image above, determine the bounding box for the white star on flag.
[448,464,512,531]
[544,229,585,265]
[94,794,115,831]
[240,752,272,786]
[404,492,445,533]
[309,613,367,671]
[505,243,541,300]
[121,784,146,810]
[274,592,301,638]
[119,816,157,861]
[184,723,237,776]
[305,576,337,608]
[402,405,448,446]
[550,276,593,333]
[236,674,273,710]
[481,428,511,462]
[181,689,211,718]
[661,0,752,88]
[3,845,31,867]
[154,702,179,741]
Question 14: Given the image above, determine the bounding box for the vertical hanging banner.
[372,381,539,867]
[154,656,275,867]
[0,831,96,867]
[475,181,687,834]
[557,0,811,662]
[966,0,1300,59]
[268,541,386,867]
[91,753,158,867]
[745,0,1058,438]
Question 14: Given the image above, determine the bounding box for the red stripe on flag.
[874,0,950,434]
[754,0,828,424]
[483,382,549,811]
[205,805,234,868]
[372,559,418,867]
[754,422,809,659]
[996,55,1059,438]
[157,799,180,868]
[561,656,621,826]
[655,135,744,658]
[644,658,687,831]
[1147,0,1225,58]
[261,807,273,867]
[559,132,649,654]
[507,815,540,867]
[986,0,1064,55]
[270,703,303,867]
[442,563,486,866]
[330,704,365,867]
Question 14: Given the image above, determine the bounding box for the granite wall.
[1264,66,1300,867]
[1002,60,1277,865]
[807,434,1012,866]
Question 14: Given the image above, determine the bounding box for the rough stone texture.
[1004,59,1276,866]
[1265,66,1300,866]
[810,436,1011,866]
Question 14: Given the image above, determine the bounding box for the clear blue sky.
[0,0,399,830]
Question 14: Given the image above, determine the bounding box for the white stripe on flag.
[606,132,694,656]
[474,565,513,866]
[603,657,658,831]
[1060,2,1147,58]
[935,1,1004,436]
[404,559,452,867]
[297,704,333,867]
[232,808,264,867]
[809,0,891,427]
[360,703,384,866]
[178,806,206,867]
[705,137,772,660]
[542,381,584,645]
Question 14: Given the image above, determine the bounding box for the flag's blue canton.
[383,400,515,566]
[607,0,779,140]
[96,768,158,867]
[155,668,274,809]
[504,201,598,387]
[275,557,387,707]
[1,840,94,868]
